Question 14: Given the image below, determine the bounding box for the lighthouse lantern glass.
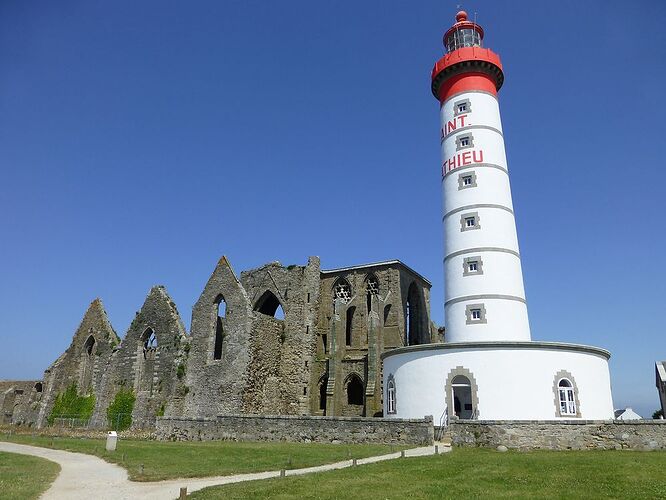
[445,28,482,53]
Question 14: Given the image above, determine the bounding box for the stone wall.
[156,414,434,445]
[447,420,666,450]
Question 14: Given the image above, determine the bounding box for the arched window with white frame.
[386,375,396,414]
[553,370,581,418]
[558,379,576,415]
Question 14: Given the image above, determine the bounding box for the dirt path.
[0,441,447,499]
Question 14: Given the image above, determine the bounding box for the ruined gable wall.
[90,286,188,429]
[175,257,252,418]
[239,257,321,415]
[37,299,120,428]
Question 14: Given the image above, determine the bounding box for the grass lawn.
[190,448,666,499]
[0,434,402,482]
[0,451,60,500]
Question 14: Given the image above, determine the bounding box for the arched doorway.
[451,375,473,419]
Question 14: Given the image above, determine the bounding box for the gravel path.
[0,441,448,499]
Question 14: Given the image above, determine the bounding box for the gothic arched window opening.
[213,294,227,360]
[254,290,285,319]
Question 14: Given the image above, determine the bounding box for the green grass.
[190,448,666,499]
[0,434,402,482]
[0,451,60,499]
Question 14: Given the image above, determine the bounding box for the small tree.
[107,388,136,431]
[653,409,663,419]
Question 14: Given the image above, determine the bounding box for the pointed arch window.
[213,294,227,360]
[142,327,158,360]
[333,278,352,305]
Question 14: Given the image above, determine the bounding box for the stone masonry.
[447,420,666,450]
[6,256,435,430]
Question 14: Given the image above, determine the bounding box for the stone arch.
[254,290,285,319]
[445,366,479,420]
[34,382,43,393]
[553,370,581,418]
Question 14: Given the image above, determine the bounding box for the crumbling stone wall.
[240,258,321,415]
[37,299,120,427]
[0,381,42,425]
[177,256,253,419]
[9,256,435,429]
[90,286,188,429]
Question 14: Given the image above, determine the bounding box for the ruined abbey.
[1,256,437,429]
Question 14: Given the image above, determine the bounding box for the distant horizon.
[1,0,665,419]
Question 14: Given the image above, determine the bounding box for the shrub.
[653,409,663,419]
[107,388,136,431]
[47,384,95,425]
[176,363,186,379]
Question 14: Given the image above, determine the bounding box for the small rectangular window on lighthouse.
[461,212,480,231]
[458,171,477,190]
[463,256,483,276]
[454,98,471,116]
[456,133,474,151]
[465,303,487,324]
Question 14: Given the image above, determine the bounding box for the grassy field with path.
[0,451,60,499]
[190,447,666,499]
[0,434,403,481]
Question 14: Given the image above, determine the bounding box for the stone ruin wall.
[5,256,434,430]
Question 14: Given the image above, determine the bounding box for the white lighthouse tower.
[382,11,614,422]
[434,11,530,343]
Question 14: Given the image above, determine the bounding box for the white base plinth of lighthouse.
[382,342,614,421]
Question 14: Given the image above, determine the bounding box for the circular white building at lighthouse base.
[382,342,614,421]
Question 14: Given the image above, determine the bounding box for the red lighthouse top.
[431,11,504,102]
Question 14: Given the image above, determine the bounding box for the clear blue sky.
[1,1,665,417]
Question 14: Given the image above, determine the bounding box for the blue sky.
[1,0,665,417]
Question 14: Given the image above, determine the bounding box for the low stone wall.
[156,414,434,445]
[446,420,666,450]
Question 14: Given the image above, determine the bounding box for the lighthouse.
[381,11,614,422]
[432,11,530,343]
